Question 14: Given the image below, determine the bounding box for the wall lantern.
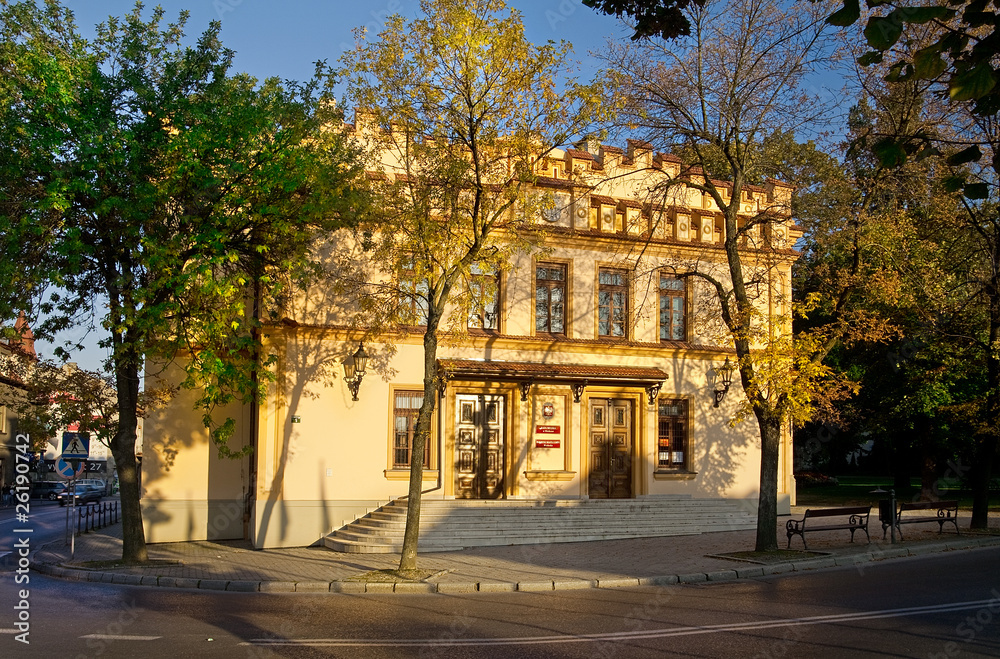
[645,382,663,406]
[343,343,369,401]
[713,357,735,408]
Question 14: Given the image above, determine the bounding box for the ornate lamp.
[343,343,369,401]
[713,357,735,408]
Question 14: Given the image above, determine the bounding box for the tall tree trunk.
[970,287,999,529]
[754,409,782,552]
[112,338,148,563]
[398,323,440,573]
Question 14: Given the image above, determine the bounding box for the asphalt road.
[3,545,999,658]
[0,499,74,565]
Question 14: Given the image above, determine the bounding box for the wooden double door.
[455,394,505,499]
[588,398,633,499]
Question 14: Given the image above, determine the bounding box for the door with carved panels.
[455,394,505,499]
[588,398,633,499]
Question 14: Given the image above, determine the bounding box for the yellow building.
[141,137,801,549]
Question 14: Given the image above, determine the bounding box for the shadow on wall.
[140,366,253,544]
[141,268,394,545]
[252,273,398,548]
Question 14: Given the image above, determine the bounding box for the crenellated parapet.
[531,142,800,252]
[345,113,800,253]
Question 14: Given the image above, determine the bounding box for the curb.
[32,535,1000,595]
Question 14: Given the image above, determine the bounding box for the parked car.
[31,481,66,500]
[57,483,103,507]
[77,478,107,494]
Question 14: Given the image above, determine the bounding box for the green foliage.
[0,0,365,559]
[0,355,175,450]
[340,0,601,570]
[341,0,602,338]
[0,1,364,452]
[582,0,706,40]
[828,0,1000,177]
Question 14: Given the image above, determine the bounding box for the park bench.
[883,500,960,540]
[786,506,871,550]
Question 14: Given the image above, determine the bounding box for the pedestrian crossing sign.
[62,432,90,459]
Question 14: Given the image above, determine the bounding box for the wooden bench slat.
[803,506,871,517]
[899,500,958,511]
[786,506,871,550]
[882,500,960,540]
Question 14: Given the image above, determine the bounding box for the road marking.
[80,634,162,641]
[241,598,997,647]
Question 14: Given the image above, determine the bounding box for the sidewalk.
[31,507,1000,594]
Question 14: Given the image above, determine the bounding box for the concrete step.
[349,514,753,534]
[329,524,755,547]
[323,498,757,553]
[325,527,716,553]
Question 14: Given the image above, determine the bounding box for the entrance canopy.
[438,359,668,403]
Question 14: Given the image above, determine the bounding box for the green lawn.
[795,475,1000,512]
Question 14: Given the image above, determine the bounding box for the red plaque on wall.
[535,438,561,448]
[535,425,560,434]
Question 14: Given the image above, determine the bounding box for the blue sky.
[41,1,633,370]
[43,1,630,369]
[41,1,847,370]
[64,0,631,84]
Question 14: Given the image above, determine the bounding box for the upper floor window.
[400,255,429,326]
[468,264,499,332]
[659,273,686,341]
[657,398,688,470]
[598,268,628,338]
[535,263,566,335]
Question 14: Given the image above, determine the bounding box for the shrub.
[794,472,839,487]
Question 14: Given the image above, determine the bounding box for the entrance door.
[455,394,505,499]
[588,398,633,498]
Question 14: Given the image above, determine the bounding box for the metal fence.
[74,501,120,535]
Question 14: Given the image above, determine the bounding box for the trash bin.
[879,499,894,525]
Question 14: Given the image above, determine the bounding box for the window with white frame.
[657,398,688,470]
[468,264,499,331]
[399,255,429,326]
[393,390,433,469]
[598,268,628,338]
[535,263,566,335]
[659,273,686,341]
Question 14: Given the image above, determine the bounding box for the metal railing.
[74,500,120,535]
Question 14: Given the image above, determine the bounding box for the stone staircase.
[323,497,758,553]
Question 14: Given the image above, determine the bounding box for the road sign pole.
[70,472,76,560]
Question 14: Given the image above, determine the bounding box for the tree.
[0,355,175,484]
[341,0,601,573]
[828,0,1000,119]
[596,0,844,551]
[827,6,1000,528]
[0,1,365,562]
[581,0,706,39]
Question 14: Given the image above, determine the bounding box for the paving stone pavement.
[31,506,1000,594]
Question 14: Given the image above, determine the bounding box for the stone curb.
[30,536,1000,595]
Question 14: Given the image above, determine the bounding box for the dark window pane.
[536,263,566,334]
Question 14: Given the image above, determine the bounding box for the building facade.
[142,138,801,549]
[0,316,34,494]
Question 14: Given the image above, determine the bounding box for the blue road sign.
[62,432,90,459]
[56,457,84,479]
